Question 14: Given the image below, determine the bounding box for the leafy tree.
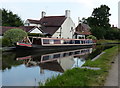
[105,28,120,40]
[90,26,106,40]
[3,29,27,46]
[89,5,111,29]
[1,8,23,27]
[84,5,111,39]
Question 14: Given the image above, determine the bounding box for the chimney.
[65,10,70,17]
[78,17,81,24]
[41,11,46,18]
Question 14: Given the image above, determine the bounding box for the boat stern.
[16,42,32,47]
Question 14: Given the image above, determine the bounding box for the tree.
[3,29,27,46]
[90,26,106,40]
[90,5,111,29]
[1,8,23,27]
[85,5,111,39]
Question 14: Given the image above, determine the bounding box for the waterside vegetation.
[41,45,119,86]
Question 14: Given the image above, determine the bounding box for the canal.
[1,45,116,86]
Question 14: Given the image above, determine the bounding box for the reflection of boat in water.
[16,36,95,50]
[16,48,92,72]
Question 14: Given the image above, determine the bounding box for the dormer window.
[43,22,47,25]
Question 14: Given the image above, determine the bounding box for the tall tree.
[1,8,23,27]
[85,5,111,39]
[88,5,111,29]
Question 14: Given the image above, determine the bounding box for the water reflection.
[2,48,92,86]
[16,48,92,72]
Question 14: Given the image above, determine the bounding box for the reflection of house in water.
[16,48,93,73]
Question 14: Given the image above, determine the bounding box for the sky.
[0,0,120,27]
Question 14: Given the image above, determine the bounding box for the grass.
[96,39,120,44]
[41,45,119,86]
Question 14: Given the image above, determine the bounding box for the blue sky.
[1,0,119,27]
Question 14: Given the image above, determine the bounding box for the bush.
[2,37,11,47]
[86,35,97,40]
[3,29,27,46]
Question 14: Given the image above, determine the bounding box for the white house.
[24,10,75,39]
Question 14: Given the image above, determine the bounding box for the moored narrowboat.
[16,36,95,49]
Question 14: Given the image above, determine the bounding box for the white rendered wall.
[30,28,42,33]
[52,17,75,39]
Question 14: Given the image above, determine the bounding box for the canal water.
[1,45,115,86]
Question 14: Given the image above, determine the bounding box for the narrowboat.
[16,36,95,49]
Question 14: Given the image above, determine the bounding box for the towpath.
[104,52,120,87]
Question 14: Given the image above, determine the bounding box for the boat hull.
[16,44,94,51]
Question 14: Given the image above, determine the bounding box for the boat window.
[63,53,69,57]
[42,55,50,61]
[54,39,61,44]
[75,40,80,44]
[53,54,60,58]
[81,40,83,44]
[64,40,71,44]
[43,39,50,44]
[75,51,80,54]
[69,52,74,55]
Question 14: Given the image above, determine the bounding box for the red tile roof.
[40,26,59,35]
[26,16,67,35]
[40,16,66,27]
[75,23,91,35]
[27,19,40,24]
[0,26,42,35]
[39,16,66,35]
[75,31,91,35]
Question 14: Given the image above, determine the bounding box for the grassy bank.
[96,39,120,44]
[42,45,119,86]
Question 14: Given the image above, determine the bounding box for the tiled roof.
[26,16,66,35]
[20,26,36,32]
[27,19,40,24]
[75,23,91,32]
[75,23,91,35]
[40,26,59,35]
[40,16,66,27]
[75,31,91,35]
[0,26,43,35]
[39,16,66,35]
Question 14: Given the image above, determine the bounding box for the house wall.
[29,28,42,33]
[52,17,75,39]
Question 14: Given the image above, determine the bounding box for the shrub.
[2,37,11,47]
[3,29,27,46]
[87,35,97,40]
